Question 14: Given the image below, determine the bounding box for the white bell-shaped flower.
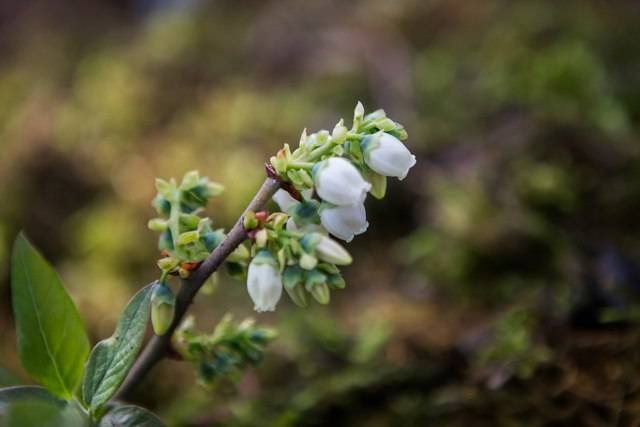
[320,203,368,242]
[314,158,371,206]
[272,189,299,212]
[247,251,283,312]
[364,132,416,180]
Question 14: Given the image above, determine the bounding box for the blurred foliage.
[2,0,640,425]
[175,315,276,388]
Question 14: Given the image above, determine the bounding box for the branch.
[116,176,281,399]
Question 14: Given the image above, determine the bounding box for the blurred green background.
[2,0,640,425]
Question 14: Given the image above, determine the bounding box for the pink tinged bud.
[247,251,283,312]
[313,158,371,206]
[364,133,416,180]
[320,203,368,242]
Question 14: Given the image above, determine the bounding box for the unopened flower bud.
[148,218,168,232]
[244,211,259,230]
[366,170,387,199]
[332,119,348,142]
[313,233,352,265]
[283,266,307,307]
[157,257,179,271]
[151,283,176,335]
[247,251,283,312]
[310,282,330,305]
[299,128,308,147]
[178,230,199,245]
[299,252,318,270]
[155,178,174,198]
[179,213,201,229]
[328,273,346,289]
[255,228,268,248]
[255,211,269,222]
[313,158,371,206]
[374,117,397,132]
[354,101,365,124]
[206,181,225,197]
[181,170,200,190]
[362,132,416,180]
[268,212,289,228]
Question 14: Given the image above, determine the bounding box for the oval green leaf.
[0,386,89,427]
[82,285,153,412]
[99,404,166,427]
[11,233,90,399]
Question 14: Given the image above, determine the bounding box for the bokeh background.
[2,0,640,425]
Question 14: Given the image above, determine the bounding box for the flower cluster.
[148,170,250,334]
[245,103,414,312]
[174,315,276,387]
[149,170,227,277]
[243,211,351,312]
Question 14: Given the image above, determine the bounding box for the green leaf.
[0,386,89,427]
[82,285,153,412]
[11,233,90,399]
[98,404,166,427]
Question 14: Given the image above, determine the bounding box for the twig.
[116,176,281,399]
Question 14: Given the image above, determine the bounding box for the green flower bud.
[332,119,348,143]
[151,283,176,336]
[255,229,268,248]
[374,117,397,132]
[299,252,318,270]
[277,248,287,270]
[286,282,307,307]
[178,230,200,245]
[310,282,330,304]
[148,218,168,232]
[179,213,201,229]
[307,233,352,265]
[305,270,330,305]
[353,101,365,126]
[155,178,175,198]
[268,212,289,229]
[206,181,225,197]
[364,169,387,200]
[181,170,200,190]
[283,266,307,307]
[157,257,179,271]
[328,273,346,289]
[243,211,259,230]
[270,155,287,175]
